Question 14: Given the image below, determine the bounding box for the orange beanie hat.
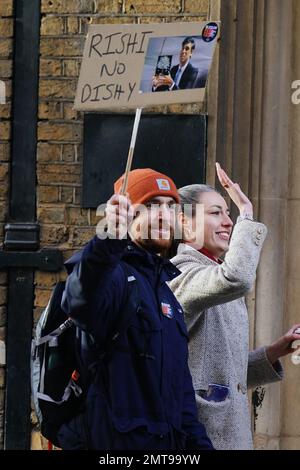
[114,168,179,205]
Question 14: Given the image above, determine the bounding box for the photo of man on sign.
[139,29,217,95]
[152,37,199,92]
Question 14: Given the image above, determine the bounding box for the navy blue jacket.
[59,236,213,450]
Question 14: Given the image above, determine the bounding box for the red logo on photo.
[202,22,218,42]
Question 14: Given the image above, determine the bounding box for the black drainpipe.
[0,0,63,449]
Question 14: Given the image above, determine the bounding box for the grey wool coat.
[169,219,283,450]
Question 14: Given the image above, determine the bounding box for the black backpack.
[31,264,139,447]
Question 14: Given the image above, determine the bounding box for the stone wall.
[280,0,300,450]
[206,0,300,450]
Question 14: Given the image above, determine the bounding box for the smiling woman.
[197,190,233,260]
[168,163,300,450]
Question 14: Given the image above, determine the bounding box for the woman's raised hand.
[215,162,253,216]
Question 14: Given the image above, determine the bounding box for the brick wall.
[0,0,13,450]
[1,0,210,449]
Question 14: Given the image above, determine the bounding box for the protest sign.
[0,81,5,104]
[74,21,219,110]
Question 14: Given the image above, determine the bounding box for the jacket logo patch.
[156,179,171,191]
[161,302,173,319]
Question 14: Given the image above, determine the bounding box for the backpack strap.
[35,318,74,347]
[37,379,82,405]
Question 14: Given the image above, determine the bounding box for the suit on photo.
[171,62,198,90]
[193,71,207,89]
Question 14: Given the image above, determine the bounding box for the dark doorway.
[82,113,207,208]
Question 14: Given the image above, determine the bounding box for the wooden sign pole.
[120,107,142,194]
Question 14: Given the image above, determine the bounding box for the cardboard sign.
[74,21,219,110]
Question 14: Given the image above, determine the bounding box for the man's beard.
[132,223,174,257]
[136,236,173,256]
